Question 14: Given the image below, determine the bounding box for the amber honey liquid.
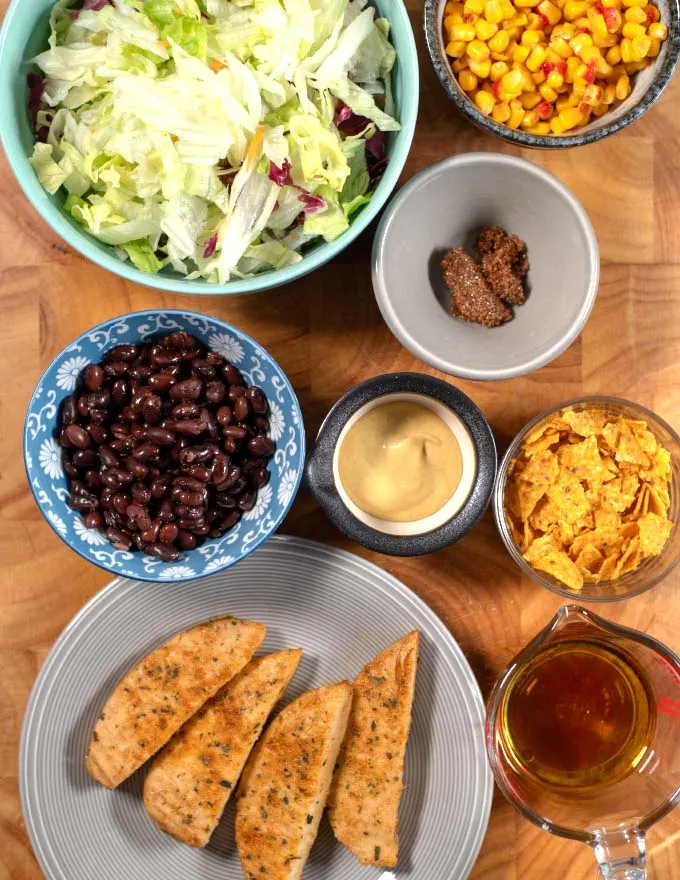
[500,641,656,790]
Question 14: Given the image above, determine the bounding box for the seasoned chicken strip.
[144,649,302,847]
[85,617,266,789]
[235,681,353,880]
[327,631,420,868]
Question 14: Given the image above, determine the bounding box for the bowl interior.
[0,0,418,294]
[494,397,680,601]
[23,311,305,582]
[425,0,680,146]
[373,154,598,380]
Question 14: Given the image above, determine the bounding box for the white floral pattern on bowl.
[24,310,306,583]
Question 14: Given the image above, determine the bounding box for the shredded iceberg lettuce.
[29,0,399,280]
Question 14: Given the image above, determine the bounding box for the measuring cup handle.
[593,831,646,880]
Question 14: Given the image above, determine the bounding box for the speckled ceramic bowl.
[305,373,496,556]
[23,310,305,582]
[424,0,680,148]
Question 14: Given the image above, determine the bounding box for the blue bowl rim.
[0,0,419,295]
[423,0,680,149]
[371,151,600,381]
[22,308,306,581]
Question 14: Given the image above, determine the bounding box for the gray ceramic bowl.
[372,153,599,381]
[424,0,680,149]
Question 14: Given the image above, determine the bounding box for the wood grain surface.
[1,1,680,878]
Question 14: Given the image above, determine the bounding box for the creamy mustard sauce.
[337,401,464,522]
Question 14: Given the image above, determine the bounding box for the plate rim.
[19,534,493,880]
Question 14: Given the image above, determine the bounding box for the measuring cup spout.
[593,829,646,880]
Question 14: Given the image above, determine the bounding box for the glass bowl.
[493,396,680,602]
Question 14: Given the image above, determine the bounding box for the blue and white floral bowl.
[24,310,305,582]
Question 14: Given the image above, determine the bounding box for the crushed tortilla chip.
[505,405,674,590]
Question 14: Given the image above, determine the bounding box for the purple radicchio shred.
[334,100,389,187]
[83,0,112,10]
[268,158,293,187]
[297,191,326,214]
[27,73,49,140]
[334,100,354,126]
[203,232,218,258]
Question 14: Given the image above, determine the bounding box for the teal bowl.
[0,1,418,295]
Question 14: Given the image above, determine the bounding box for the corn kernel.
[606,43,622,63]
[469,56,493,75]
[515,0,540,7]
[491,60,511,78]
[501,67,525,92]
[467,38,491,60]
[527,121,552,132]
[552,22,575,38]
[615,72,631,98]
[624,59,647,71]
[564,0,589,19]
[505,13,529,26]
[603,82,617,102]
[631,35,651,56]
[459,69,479,90]
[476,18,499,38]
[521,109,540,126]
[508,102,525,127]
[465,0,486,13]
[570,33,593,54]
[550,36,573,57]
[491,51,511,60]
[622,20,646,36]
[513,43,532,62]
[582,82,604,103]
[624,5,648,21]
[500,0,517,16]
[445,14,459,33]
[474,89,497,113]
[547,69,565,88]
[593,102,610,115]
[452,22,477,40]
[565,54,581,80]
[621,36,634,60]
[492,100,512,120]
[452,56,470,70]
[446,40,468,57]
[550,116,568,132]
[648,37,661,55]
[602,0,621,6]
[594,55,614,74]
[539,82,559,100]
[558,106,584,128]
[531,70,546,83]
[520,90,543,106]
[489,29,511,50]
[594,33,618,47]
[648,21,667,39]
[485,0,505,21]
[521,28,542,44]
[445,0,459,10]
[579,44,602,64]
[538,0,562,23]
[556,94,572,109]
[526,12,542,27]
[526,44,548,69]
[518,66,537,89]
[591,12,609,39]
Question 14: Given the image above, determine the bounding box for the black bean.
[191,359,216,380]
[228,385,246,401]
[83,364,105,391]
[124,456,148,479]
[238,491,257,511]
[216,405,232,426]
[246,386,268,414]
[248,436,276,457]
[111,379,129,405]
[107,528,133,551]
[65,424,91,449]
[148,541,181,562]
[109,436,135,455]
[62,453,79,479]
[225,477,247,496]
[111,422,130,439]
[222,425,248,441]
[128,364,152,380]
[85,470,103,492]
[168,419,206,437]
[148,373,176,392]
[249,468,270,489]
[142,395,162,425]
[88,409,108,425]
[178,490,205,507]
[222,364,245,386]
[73,449,99,469]
[150,345,182,367]
[254,416,270,433]
[159,523,179,544]
[211,453,230,485]
[87,423,109,445]
[187,464,212,482]
[88,390,112,410]
[113,493,130,515]
[103,510,125,529]
[233,396,249,423]
[176,529,197,550]
[170,378,203,401]
[174,504,204,520]
[100,488,115,510]
[219,510,242,531]
[215,493,237,509]
[171,402,200,419]
[68,493,99,512]
[145,427,176,446]
[127,504,152,532]
[106,344,138,362]
[131,482,152,505]
[158,498,175,522]
[150,476,171,499]
[61,396,78,426]
[85,510,103,530]
[133,443,160,462]
[77,396,90,418]
[141,522,160,544]
[178,445,214,467]
[205,351,223,366]
[205,381,226,403]
[222,436,238,455]
[103,361,128,377]
[173,475,206,492]
[187,522,210,536]
[163,331,198,350]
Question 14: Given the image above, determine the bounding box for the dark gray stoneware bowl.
[305,373,496,556]
[424,0,680,148]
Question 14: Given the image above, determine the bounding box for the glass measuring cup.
[486,606,680,879]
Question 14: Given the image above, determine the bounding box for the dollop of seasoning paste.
[337,401,463,522]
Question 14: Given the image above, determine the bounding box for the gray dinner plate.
[20,536,492,880]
